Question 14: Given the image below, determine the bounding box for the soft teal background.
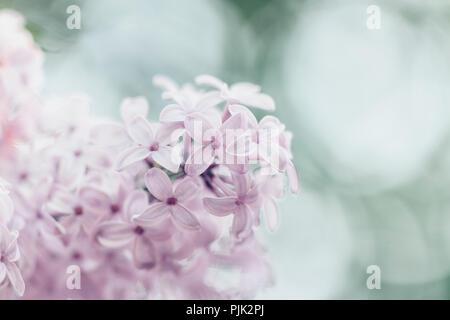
[2,0,450,299]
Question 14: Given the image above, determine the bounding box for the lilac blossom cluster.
[0,10,298,299]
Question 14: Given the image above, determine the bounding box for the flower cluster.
[0,10,298,299]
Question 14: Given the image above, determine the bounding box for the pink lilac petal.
[170,204,200,230]
[264,198,279,232]
[116,145,151,170]
[151,146,180,173]
[133,236,156,269]
[173,178,198,202]
[126,116,154,146]
[231,204,252,240]
[5,262,25,296]
[203,197,237,216]
[120,97,149,125]
[184,144,215,176]
[144,168,173,201]
[159,104,185,122]
[90,123,129,147]
[132,202,170,227]
[96,221,135,248]
[286,160,299,194]
[122,190,148,221]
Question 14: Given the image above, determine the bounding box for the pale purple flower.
[203,172,259,240]
[0,181,13,225]
[255,171,285,232]
[184,111,248,176]
[95,189,173,269]
[133,168,201,230]
[0,13,298,299]
[195,75,275,111]
[228,104,299,194]
[116,116,182,172]
[0,225,24,296]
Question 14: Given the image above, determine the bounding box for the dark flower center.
[74,206,83,216]
[210,136,221,150]
[19,172,28,181]
[166,197,177,205]
[134,226,145,235]
[72,251,82,260]
[149,143,159,152]
[110,204,120,214]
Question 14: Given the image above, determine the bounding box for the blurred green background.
[2,0,450,299]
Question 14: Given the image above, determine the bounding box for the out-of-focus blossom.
[0,187,24,297]
[195,75,275,111]
[133,168,201,230]
[0,9,298,299]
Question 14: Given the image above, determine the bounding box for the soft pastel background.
[2,0,450,299]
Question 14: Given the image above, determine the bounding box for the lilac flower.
[116,116,182,172]
[195,75,275,111]
[184,111,248,176]
[0,10,299,299]
[95,190,173,269]
[0,225,25,296]
[203,172,259,240]
[228,104,299,194]
[0,181,13,225]
[133,168,201,230]
[255,171,285,232]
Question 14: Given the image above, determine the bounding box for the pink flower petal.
[221,112,245,131]
[120,96,149,125]
[231,172,250,197]
[234,92,275,111]
[5,262,25,296]
[230,82,261,94]
[116,145,150,170]
[5,238,20,263]
[155,122,184,145]
[174,177,198,203]
[228,104,258,128]
[171,204,200,230]
[90,123,129,147]
[185,114,215,144]
[0,192,13,225]
[0,225,17,254]
[151,146,180,173]
[232,205,252,240]
[96,221,135,248]
[196,91,224,111]
[132,202,170,227]
[144,168,173,201]
[264,198,279,232]
[286,160,299,194]
[195,74,226,90]
[133,236,156,269]
[153,74,179,92]
[78,186,111,213]
[244,186,259,204]
[123,190,148,221]
[160,104,185,122]
[126,116,154,146]
[203,197,237,216]
[258,115,281,129]
[184,145,215,176]
[0,263,6,284]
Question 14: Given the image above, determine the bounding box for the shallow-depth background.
[2,0,450,299]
